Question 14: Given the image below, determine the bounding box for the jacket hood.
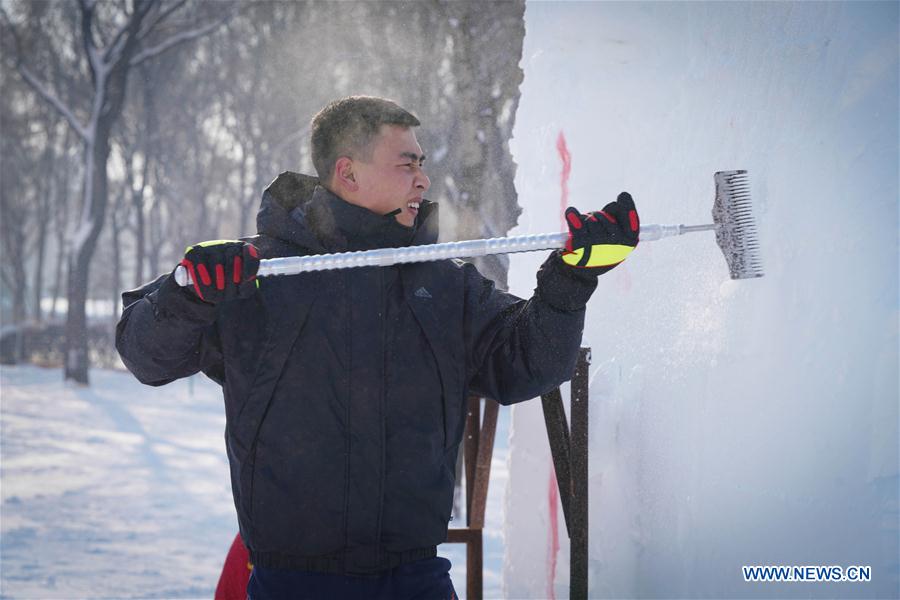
[256,171,439,255]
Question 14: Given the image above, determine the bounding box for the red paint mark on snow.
[547,464,560,600]
[557,131,572,231]
[545,132,570,597]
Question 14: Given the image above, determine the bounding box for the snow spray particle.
[557,131,572,231]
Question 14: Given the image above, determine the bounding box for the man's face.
[351,125,430,227]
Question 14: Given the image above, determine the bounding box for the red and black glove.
[561,192,640,275]
[179,240,260,304]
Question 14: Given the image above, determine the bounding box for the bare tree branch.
[13,63,90,142]
[0,7,90,141]
[104,10,138,64]
[102,0,156,67]
[0,248,17,291]
[77,0,98,85]
[130,6,237,67]
[137,0,187,41]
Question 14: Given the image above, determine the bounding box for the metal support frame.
[447,349,590,599]
[542,348,591,600]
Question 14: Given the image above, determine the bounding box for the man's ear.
[333,156,358,193]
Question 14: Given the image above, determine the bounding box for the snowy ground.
[0,365,508,599]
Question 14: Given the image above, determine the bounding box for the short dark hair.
[311,96,421,182]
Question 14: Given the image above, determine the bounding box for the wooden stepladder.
[446,348,591,600]
[446,393,498,600]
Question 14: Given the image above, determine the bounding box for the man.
[116,96,639,599]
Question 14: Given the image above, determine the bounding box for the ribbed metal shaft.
[259,231,571,277]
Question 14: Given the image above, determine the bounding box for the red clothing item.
[215,533,252,600]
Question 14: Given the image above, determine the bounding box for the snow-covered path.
[1,366,236,598]
[0,365,507,599]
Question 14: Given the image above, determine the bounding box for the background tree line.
[1,0,526,384]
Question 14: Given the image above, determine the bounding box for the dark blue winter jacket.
[116,172,596,575]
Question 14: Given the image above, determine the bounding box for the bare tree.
[0,108,30,357]
[2,0,527,374]
[2,0,237,383]
[1,56,40,356]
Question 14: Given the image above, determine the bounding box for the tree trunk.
[147,193,161,278]
[10,224,28,363]
[124,148,148,289]
[50,133,73,322]
[111,194,123,323]
[237,146,251,237]
[33,197,49,323]
[32,148,55,323]
[64,248,90,380]
[64,130,111,383]
[134,62,155,287]
[132,186,145,287]
[146,163,163,278]
[50,196,67,322]
[1,175,29,362]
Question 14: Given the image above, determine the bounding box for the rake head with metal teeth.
[713,170,764,280]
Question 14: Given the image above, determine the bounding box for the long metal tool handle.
[174,223,714,286]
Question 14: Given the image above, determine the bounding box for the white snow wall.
[503,2,898,599]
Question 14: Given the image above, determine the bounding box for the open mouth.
[406,201,421,216]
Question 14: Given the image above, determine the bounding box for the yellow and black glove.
[179,240,260,304]
[561,192,640,275]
